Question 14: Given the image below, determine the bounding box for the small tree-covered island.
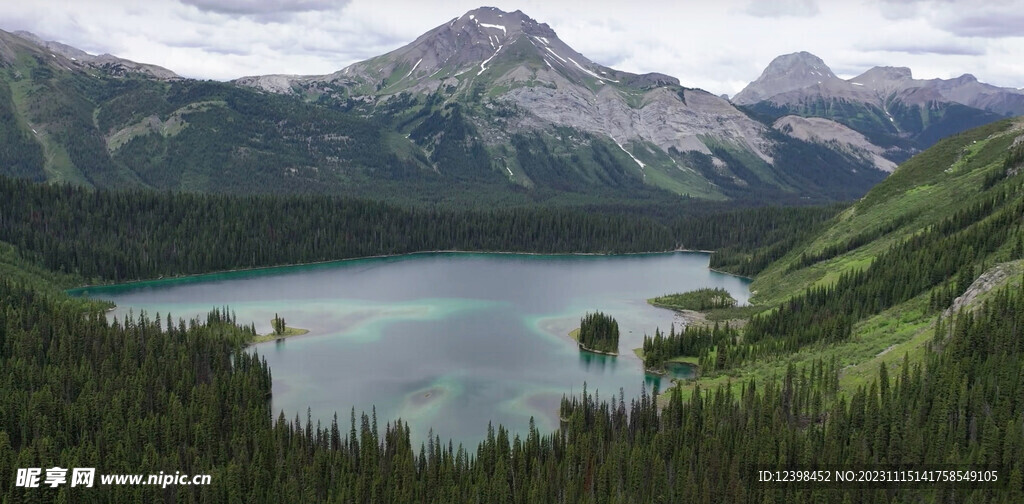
[572,311,620,355]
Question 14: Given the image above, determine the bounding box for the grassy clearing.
[665,298,935,401]
[106,114,188,152]
[648,287,736,311]
[703,305,761,323]
[642,162,724,200]
[250,325,310,345]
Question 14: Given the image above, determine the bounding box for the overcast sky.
[3,0,1022,96]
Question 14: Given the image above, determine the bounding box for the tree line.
[0,176,840,283]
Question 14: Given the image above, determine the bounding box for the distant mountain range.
[734,51,1023,169]
[0,8,1019,204]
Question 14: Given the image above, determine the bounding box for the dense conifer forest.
[0,177,837,283]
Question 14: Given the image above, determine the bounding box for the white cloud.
[180,0,344,16]
[0,0,1020,93]
[745,0,821,18]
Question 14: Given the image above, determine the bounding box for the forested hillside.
[0,177,838,284]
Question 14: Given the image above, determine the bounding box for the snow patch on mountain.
[543,45,566,63]
[478,44,503,75]
[479,23,506,34]
[405,58,422,79]
[568,57,618,83]
[615,141,646,169]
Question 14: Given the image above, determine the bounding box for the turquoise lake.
[75,252,750,446]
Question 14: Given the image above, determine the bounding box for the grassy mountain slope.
[676,117,1024,398]
[0,47,417,194]
[751,117,1023,305]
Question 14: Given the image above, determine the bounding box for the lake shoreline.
[709,267,753,280]
[66,248,717,293]
[632,348,699,377]
[577,343,619,357]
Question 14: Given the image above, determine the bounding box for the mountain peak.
[763,52,835,78]
[732,51,839,105]
[447,6,558,46]
[849,66,913,91]
[856,66,913,81]
[313,5,635,96]
[462,6,527,21]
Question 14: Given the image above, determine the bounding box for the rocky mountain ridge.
[236,7,773,166]
[735,51,1017,169]
[734,51,1024,115]
[2,30,178,80]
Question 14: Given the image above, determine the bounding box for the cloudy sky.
[3,0,1022,96]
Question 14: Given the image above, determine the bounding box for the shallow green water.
[75,252,749,446]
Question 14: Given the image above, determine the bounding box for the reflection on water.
[577,350,619,373]
[665,361,697,380]
[77,252,749,446]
